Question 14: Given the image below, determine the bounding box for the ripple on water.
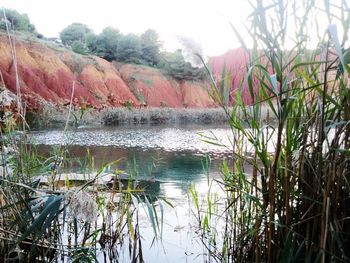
[31,125,235,158]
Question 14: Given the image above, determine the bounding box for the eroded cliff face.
[118,64,215,108]
[0,33,215,110]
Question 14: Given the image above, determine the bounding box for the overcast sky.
[1,0,252,56]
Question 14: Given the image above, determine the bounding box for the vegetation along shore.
[1,0,350,262]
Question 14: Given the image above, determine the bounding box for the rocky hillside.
[0,32,215,110]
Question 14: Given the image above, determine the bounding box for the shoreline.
[27,102,277,129]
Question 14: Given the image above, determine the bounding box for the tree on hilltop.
[140,29,161,66]
[116,34,142,63]
[60,23,92,46]
[86,27,121,61]
[0,8,36,33]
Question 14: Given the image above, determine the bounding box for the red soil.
[0,33,215,110]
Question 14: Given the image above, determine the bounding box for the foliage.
[0,8,36,33]
[158,50,206,81]
[60,23,92,46]
[86,27,121,61]
[87,29,143,64]
[0,45,164,261]
[192,0,350,262]
[86,28,144,63]
[62,24,206,81]
[116,33,142,63]
[140,29,161,66]
[71,40,89,55]
[121,99,134,110]
[0,110,164,261]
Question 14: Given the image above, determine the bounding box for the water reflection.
[32,124,232,262]
[31,124,233,158]
[37,145,224,199]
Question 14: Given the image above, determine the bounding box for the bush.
[86,28,144,64]
[158,50,206,81]
[140,29,161,66]
[71,40,89,55]
[60,23,92,46]
[116,34,142,63]
[58,23,206,83]
[86,27,121,61]
[0,8,36,33]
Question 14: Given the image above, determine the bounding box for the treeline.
[60,23,206,81]
[0,8,42,38]
[0,9,205,81]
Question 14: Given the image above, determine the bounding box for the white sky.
[1,0,252,56]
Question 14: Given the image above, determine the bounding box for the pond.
[30,123,235,262]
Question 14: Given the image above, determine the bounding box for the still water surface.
[31,124,234,262]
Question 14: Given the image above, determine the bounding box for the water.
[32,124,234,158]
[30,124,234,262]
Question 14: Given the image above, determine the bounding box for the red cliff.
[0,33,215,110]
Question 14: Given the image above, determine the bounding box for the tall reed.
[0,16,163,262]
[193,0,350,262]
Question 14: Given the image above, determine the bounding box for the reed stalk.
[0,15,164,261]
[192,0,350,262]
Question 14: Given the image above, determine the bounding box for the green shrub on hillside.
[0,8,36,33]
[71,40,89,55]
[116,33,142,63]
[86,27,121,61]
[59,23,206,81]
[158,50,206,81]
[140,29,161,66]
[60,23,92,46]
[87,28,161,65]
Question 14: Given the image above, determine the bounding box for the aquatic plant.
[0,108,164,262]
[192,0,350,262]
[0,19,165,262]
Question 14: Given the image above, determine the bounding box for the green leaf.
[20,194,64,242]
[144,196,159,239]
